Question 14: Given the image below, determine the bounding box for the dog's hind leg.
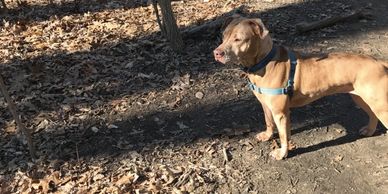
[350,94,379,136]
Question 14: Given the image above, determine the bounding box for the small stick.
[222,147,231,162]
[0,74,36,159]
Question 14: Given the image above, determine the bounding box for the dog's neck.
[241,37,274,68]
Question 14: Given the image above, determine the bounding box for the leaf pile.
[0,0,255,193]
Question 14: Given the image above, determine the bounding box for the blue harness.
[244,47,297,97]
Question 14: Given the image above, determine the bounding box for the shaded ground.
[1,0,388,193]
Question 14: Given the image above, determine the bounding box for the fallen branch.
[0,74,36,159]
[296,8,373,33]
[182,5,246,39]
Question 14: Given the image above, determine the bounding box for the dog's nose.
[213,48,225,58]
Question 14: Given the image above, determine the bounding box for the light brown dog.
[214,16,388,160]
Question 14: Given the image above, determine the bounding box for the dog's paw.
[359,126,376,136]
[270,148,287,160]
[255,131,272,142]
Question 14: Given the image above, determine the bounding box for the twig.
[174,168,193,187]
[222,147,231,162]
[333,167,341,174]
[0,74,36,159]
[75,143,80,181]
[223,0,234,8]
[76,143,80,163]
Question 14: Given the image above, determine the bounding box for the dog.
[213,16,388,160]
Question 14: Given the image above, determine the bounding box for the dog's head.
[213,16,272,67]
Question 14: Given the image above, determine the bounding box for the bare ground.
[0,0,388,193]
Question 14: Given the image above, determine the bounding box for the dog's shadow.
[286,94,387,158]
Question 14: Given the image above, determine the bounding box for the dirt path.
[1,0,387,193]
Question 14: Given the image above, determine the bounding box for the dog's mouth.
[215,51,238,65]
[214,56,225,64]
[225,53,240,65]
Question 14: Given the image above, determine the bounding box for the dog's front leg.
[270,109,291,160]
[256,103,275,141]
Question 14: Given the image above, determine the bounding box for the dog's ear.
[248,18,269,39]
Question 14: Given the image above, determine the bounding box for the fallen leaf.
[334,155,344,162]
[91,126,99,133]
[115,174,135,186]
[195,92,204,99]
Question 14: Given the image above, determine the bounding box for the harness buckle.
[286,85,294,97]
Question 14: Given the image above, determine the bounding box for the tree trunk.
[158,0,184,52]
[152,0,166,36]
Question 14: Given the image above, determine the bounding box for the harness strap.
[247,82,290,95]
[247,49,297,96]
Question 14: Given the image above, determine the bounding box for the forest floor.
[1,0,388,193]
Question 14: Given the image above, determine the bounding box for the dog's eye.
[234,38,241,42]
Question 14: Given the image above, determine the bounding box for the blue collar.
[243,46,277,73]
